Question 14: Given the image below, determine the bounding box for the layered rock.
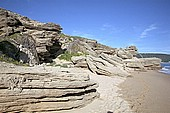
[70,54,129,77]
[0,62,99,112]
[69,47,161,75]
[0,8,162,71]
[117,48,133,59]
[87,55,129,77]
[124,57,161,71]
[123,58,145,71]
[67,38,97,56]
[125,45,138,56]
[71,56,88,68]
[139,58,162,70]
[0,8,63,65]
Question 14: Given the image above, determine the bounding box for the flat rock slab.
[0,62,99,112]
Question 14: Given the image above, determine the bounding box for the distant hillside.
[136,53,170,62]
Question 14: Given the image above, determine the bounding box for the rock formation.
[0,8,161,72]
[0,8,63,65]
[70,45,161,76]
[0,7,163,112]
[0,62,99,112]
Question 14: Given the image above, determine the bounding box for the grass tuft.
[58,51,84,61]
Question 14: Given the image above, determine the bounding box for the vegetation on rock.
[58,51,85,61]
[0,54,28,66]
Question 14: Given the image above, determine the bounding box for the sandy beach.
[55,73,133,113]
[119,71,170,113]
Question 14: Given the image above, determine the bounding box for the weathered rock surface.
[0,8,63,65]
[123,57,161,71]
[125,45,138,56]
[117,48,133,59]
[139,58,162,70]
[86,55,129,77]
[123,58,145,71]
[0,62,99,112]
[71,56,88,68]
[67,38,97,56]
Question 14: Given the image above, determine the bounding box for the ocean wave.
[159,63,170,75]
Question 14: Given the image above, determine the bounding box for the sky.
[0,0,170,53]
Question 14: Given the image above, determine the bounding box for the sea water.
[159,62,170,75]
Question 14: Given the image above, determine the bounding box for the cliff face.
[0,8,162,72]
[0,8,135,66]
[0,8,63,65]
[0,8,100,112]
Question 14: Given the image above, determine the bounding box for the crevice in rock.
[57,89,97,98]
[38,40,66,63]
[0,40,29,63]
[0,41,20,60]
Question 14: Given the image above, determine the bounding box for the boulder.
[126,46,138,56]
[71,56,88,68]
[117,48,133,59]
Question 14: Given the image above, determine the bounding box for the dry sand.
[119,71,170,113]
[55,72,133,113]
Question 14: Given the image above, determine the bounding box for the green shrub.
[7,33,21,40]
[0,54,28,66]
[58,51,84,61]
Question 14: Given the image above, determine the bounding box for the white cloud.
[100,23,122,33]
[71,30,94,38]
[100,23,112,31]
[140,24,157,38]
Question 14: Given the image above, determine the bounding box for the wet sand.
[119,71,170,113]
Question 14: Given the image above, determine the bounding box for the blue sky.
[0,0,170,53]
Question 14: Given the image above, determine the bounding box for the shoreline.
[119,70,170,113]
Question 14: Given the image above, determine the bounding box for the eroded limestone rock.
[0,62,99,112]
[0,8,63,65]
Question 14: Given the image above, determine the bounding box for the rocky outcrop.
[124,57,161,71]
[87,55,129,77]
[0,8,162,71]
[0,7,162,113]
[69,48,161,75]
[117,48,133,59]
[70,54,129,77]
[125,45,138,56]
[123,58,145,71]
[0,62,99,112]
[139,58,162,70]
[67,38,97,56]
[0,8,63,65]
